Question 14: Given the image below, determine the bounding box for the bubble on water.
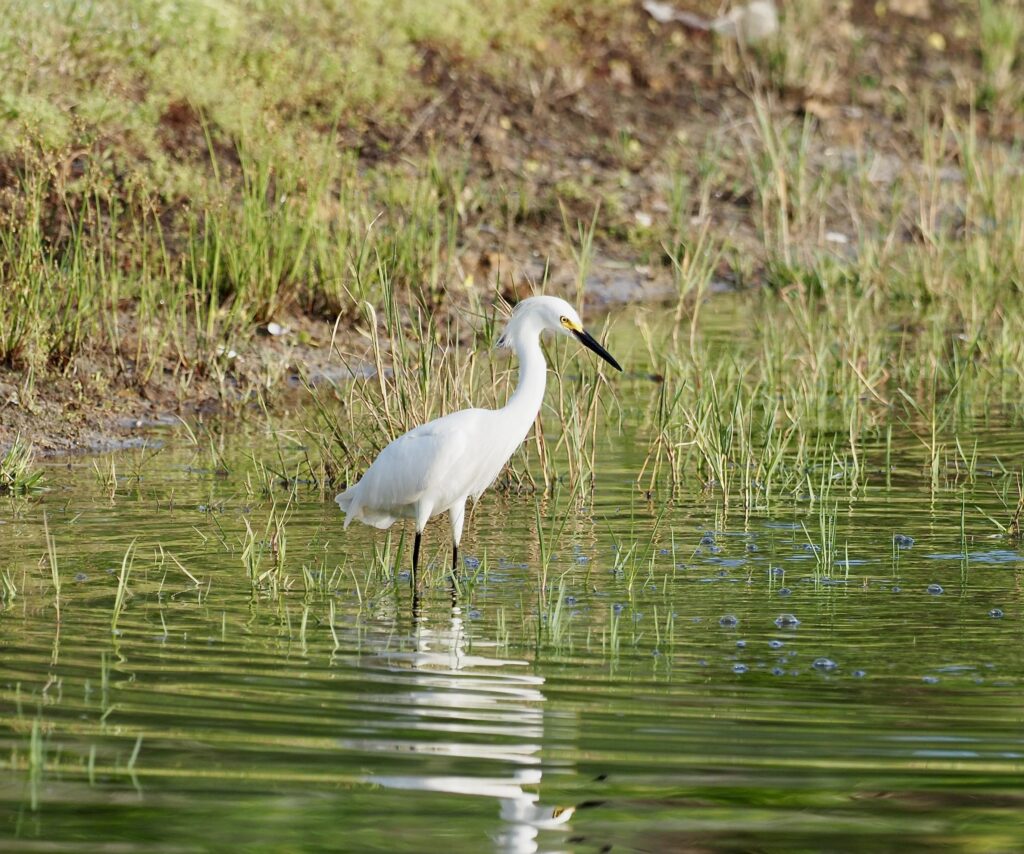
[777,587,792,597]
[612,603,625,615]
[775,614,801,628]
[398,570,411,581]
[989,608,1004,619]
[770,566,785,577]
[801,543,820,553]
[652,648,660,657]
[564,595,577,606]
[746,543,759,552]
[717,569,729,578]
[852,669,866,678]
[769,639,784,649]
[74,572,88,583]
[770,666,785,676]
[927,584,944,595]
[698,658,708,667]
[736,639,747,648]
[719,614,740,628]
[893,534,915,549]
[922,675,940,684]
[463,556,480,569]
[700,533,716,546]
[468,609,482,620]
[891,585,902,593]
[813,657,838,671]
[575,555,590,564]
[732,663,749,674]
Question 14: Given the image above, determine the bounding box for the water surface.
[2,314,1024,852]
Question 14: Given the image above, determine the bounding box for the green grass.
[0,0,1022,494]
[0,436,43,494]
[0,0,596,385]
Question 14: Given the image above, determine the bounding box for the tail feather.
[335,483,399,530]
[335,488,356,528]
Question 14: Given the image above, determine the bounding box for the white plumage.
[336,295,622,577]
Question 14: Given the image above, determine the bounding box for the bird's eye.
[559,316,570,326]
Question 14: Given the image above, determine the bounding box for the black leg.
[451,542,459,573]
[411,531,424,624]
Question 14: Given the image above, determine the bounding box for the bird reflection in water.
[358,601,576,853]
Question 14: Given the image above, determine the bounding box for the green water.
[3,327,1024,852]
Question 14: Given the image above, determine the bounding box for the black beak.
[573,328,623,372]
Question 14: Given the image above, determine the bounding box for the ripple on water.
[10,408,1024,852]
[925,549,1023,564]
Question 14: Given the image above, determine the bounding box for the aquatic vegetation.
[0,436,42,495]
[42,513,60,623]
[110,540,137,631]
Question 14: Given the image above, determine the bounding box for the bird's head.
[497,295,622,371]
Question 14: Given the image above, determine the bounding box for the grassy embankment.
[2,0,1024,508]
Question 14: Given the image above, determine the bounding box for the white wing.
[336,409,490,529]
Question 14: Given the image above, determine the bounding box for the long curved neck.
[502,328,548,436]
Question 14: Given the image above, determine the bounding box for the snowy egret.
[335,295,622,580]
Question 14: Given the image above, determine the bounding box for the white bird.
[335,295,622,580]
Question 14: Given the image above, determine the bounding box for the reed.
[111,540,137,631]
[42,513,60,623]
